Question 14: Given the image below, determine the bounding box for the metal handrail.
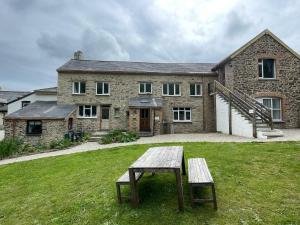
[214,81,273,130]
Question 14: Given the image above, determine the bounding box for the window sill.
[77,117,98,119]
[189,95,202,97]
[96,94,110,96]
[173,121,192,123]
[162,95,181,97]
[26,133,42,136]
[72,93,86,96]
[258,78,278,81]
[139,93,152,95]
[273,120,285,123]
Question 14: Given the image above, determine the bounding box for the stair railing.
[214,81,273,136]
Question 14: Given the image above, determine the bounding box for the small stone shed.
[4,101,77,146]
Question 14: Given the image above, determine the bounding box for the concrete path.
[0,129,299,166]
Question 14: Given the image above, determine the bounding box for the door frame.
[100,105,111,130]
[139,108,151,132]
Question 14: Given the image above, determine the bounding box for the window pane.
[97,82,103,94]
[175,84,180,95]
[263,99,272,108]
[146,83,151,93]
[92,106,97,116]
[179,110,185,120]
[196,84,201,95]
[258,64,263,77]
[80,82,86,93]
[79,106,83,116]
[186,111,191,120]
[272,99,280,109]
[163,84,168,95]
[273,110,281,120]
[104,83,109,94]
[140,83,144,93]
[263,59,275,78]
[74,82,79,93]
[85,107,91,117]
[174,111,178,120]
[190,84,195,95]
[169,84,174,95]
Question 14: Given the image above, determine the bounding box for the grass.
[0,142,299,225]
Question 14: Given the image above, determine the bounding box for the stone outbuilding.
[4,101,77,146]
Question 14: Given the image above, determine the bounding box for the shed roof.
[5,101,76,120]
[0,91,30,104]
[128,97,163,108]
[57,60,217,75]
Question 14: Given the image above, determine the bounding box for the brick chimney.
[73,50,84,60]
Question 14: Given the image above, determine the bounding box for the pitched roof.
[34,87,57,94]
[128,97,163,108]
[57,60,217,75]
[212,29,300,70]
[5,101,76,120]
[0,91,31,104]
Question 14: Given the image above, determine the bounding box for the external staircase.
[214,81,283,139]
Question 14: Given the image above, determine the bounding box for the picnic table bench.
[188,158,217,209]
[119,146,186,211]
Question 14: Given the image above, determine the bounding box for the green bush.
[100,130,139,144]
[0,138,24,159]
[82,132,91,141]
[49,138,73,150]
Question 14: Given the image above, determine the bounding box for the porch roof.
[128,97,163,108]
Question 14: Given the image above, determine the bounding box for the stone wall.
[219,34,300,128]
[57,73,218,134]
[4,111,77,146]
[4,119,67,146]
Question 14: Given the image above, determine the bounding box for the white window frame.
[173,107,192,122]
[258,59,276,79]
[96,82,110,95]
[258,97,282,122]
[162,83,181,96]
[78,105,97,118]
[139,82,152,94]
[189,83,202,96]
[72,81,86,94]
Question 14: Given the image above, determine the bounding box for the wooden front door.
[140,108,150,131]
[101,107,110,130]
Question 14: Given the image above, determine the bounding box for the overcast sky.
[0,0,299,91]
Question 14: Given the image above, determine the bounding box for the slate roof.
[57,59,217,75]
[0,91,30,104]
[34,87,57,94]
[5,101,76,120]
[128,97,163,108]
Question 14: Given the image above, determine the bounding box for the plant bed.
[100,129,139,144]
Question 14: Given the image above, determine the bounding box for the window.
[163,83,180,96]
[96,82,110,95]
[258,59,276,79]
[22,101,30,108]
[26,120,42,135]
[139,82,152,94]
[173,107,191,122]
[190,83,202,96]
[73,82,86,94]
[114,107,120,117]
[258,98,282,121]
[78,105,97,118]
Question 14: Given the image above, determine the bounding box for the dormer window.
[258,59,276,79]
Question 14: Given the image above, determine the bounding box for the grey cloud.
[225,11,253,38]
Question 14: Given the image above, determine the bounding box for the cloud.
[0,0,299,90]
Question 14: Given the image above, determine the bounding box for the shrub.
[100,130,139,144]
[49,138,73,150]
[0,138,24,159]
[82,132,91,142]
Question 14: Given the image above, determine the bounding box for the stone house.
[5,101,77,145]
[4,29,300,144]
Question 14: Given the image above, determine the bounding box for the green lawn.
[0,142,299,225]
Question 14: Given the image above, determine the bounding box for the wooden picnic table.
[128,146,186,211]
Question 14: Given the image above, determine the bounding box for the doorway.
[101,107,110,130]
[140,108,150,131]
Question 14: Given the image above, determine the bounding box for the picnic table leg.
[181,153,186,175]
[129,168,139,207]
[175,168,184,211]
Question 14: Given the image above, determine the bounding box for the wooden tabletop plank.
[129,146,183,169]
